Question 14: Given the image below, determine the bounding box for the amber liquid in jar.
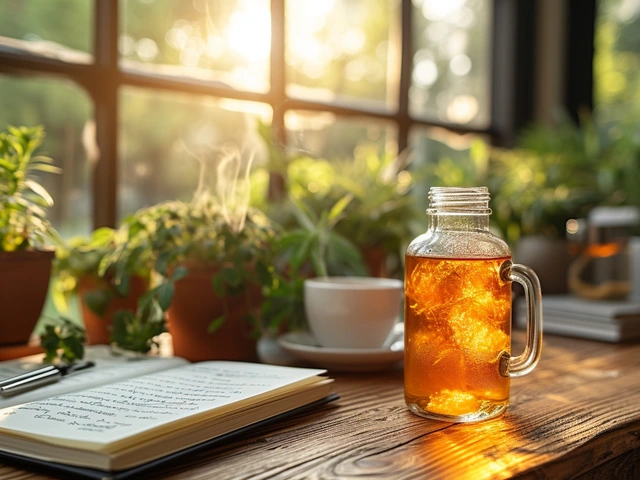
[404,254,512,420]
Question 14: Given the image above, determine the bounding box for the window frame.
[0,0,536,229]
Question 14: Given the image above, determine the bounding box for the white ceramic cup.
[304,277,403,349]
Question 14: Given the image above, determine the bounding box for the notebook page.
[0,346,188,409]
[0,362,326,448]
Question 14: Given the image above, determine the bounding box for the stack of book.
[516,295,640,342]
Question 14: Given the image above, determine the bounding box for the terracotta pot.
[0,250,54,345]
[78,275,148,345]
[167,265,260,362]
[513,235,572,295]
[361,246,388,278]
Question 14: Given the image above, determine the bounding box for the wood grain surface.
[1,332,639,480]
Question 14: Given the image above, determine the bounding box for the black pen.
[0,361,96,397]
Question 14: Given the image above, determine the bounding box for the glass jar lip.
[427,186,492,215]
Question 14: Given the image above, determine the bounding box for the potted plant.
[0,126,61,346]
[39,317,86,364]
[259,194,368,339]
[258,121,419,277]
[122,195,278,362]
[53,226,151,345]
[261,145,417,277]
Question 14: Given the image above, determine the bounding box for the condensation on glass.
[404,187,542,422]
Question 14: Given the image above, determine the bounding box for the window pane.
[0,75,93,237]
[410,0,491,127]
[119,87,272,218]
[121,0,270,93]
[285,111,398,159]
[285,0,397,109]
[0,0,92,62]
[594,0,640,120]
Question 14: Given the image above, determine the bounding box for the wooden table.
[2,333,640,479]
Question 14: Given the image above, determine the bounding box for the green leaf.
[155,250,172,277]
[211,274,225,296]
[171,265,189,281]
[31,155,55,164]
[289,198,316,231]
[0,158,16,171]
[39,317,86,364]
[65,337,85,361]
[156,283,175,311]
[290,232,315,272]
[91,227,115,246]
[114,273,131,297]
[28,163,62,174]
[137,289,154,315]
[220,267,242,287]
[40,332,59,353]
[328,193,354,226]
[24,179,54,207]
[277,230,309,249]
[255,261,272,286]
[327,232,367,275]
[208,316,225,333]
[83,289,113,316]
[310,249,328,277]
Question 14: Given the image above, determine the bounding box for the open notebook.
[0,348,336,479]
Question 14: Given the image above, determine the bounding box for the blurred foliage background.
[0,0,637,246]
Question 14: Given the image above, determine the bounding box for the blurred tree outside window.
[285,0,396,109]
[0,0,92,62]
[594,0,640,121]
[411,0,491,127]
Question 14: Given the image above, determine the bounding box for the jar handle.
[500,261,543,378]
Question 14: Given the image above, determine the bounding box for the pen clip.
[0,365,58,389]
[0,361,96,397]
[0,368,61,397]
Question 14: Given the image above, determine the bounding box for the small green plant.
[53,227,117,313]
[321,147,417,262]
[0,125,61,251]
[53,222,153,315]
[40,317,86,364]
[110,266,187,354]
[258,127,418,276]
[260,195,367,334]
[115,195,278,334]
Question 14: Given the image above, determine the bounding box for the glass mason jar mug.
[404,187,542,422]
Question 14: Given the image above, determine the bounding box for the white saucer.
[277,331,404,372]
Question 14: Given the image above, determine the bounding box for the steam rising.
[185,142,255,234]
